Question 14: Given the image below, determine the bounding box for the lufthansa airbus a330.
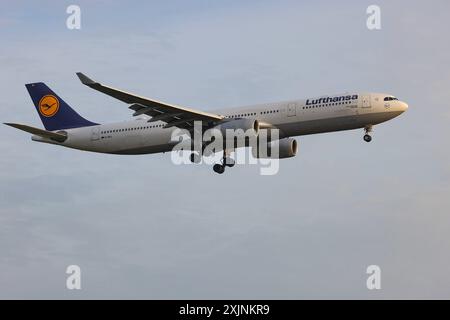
[5,73,408,174]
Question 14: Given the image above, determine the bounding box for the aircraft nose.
[400,101,408,112]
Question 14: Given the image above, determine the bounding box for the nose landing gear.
[363,125,373,142]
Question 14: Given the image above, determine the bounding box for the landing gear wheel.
[363,125,373,143]
[223,157,235,167]
[213,164,225,174]
[190,153,201,164]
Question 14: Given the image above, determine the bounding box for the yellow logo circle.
[39,95,59,117]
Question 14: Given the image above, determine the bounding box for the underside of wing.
[76,73,224,129]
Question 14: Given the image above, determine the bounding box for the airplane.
[5,73,408,174]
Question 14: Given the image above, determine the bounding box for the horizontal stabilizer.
[4,123,67,142]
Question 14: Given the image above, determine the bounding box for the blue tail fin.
[25,82,98,131]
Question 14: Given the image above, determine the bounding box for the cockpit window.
[384,96,398,101]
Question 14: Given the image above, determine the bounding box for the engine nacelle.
[214,119,259,136]
[253,137,298,159]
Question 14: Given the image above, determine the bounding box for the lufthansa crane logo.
[39,95,60,117]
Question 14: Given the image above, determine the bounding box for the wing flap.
[129,104,165,117]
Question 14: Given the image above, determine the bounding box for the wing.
[76,73,224,129]
[4,123,67,142]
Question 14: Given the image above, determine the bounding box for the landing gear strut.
[190,152,201,164]
[363,125,373,143]
[213,150,234,174]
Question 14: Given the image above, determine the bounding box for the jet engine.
[253,137,298,159]
[214,118,259,136]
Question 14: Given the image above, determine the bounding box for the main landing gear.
[190,150,235,174]
[213,150,235,174]
[363,125,373,142]
[189,152,202,164]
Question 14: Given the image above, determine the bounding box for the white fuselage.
[32,92,408,154]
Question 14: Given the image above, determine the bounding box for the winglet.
[76,72,97,86]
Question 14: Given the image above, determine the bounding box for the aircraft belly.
[107,130,174,155]
[279,111,403,136]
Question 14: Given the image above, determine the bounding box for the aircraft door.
[287,103,297,117]
[91,126,100,141]
[362,95,371,108]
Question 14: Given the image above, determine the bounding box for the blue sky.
[1,0,450,298]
